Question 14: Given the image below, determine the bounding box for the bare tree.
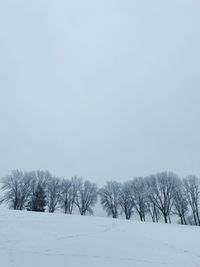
[59,178,73,214]
[172,178,188,225]
[0,170,32,210]
[46,177,61,213]
[74,179,98,215]
[183,175,200,225]
[99,181,121,218]
[131,177,148,222]
[59,177,85,214]
[69,176,83,214]
[17,171,33,210]
[33,170,51,187]
[119,181,134,220]
[146,172,177,223]
[146,200,161,223]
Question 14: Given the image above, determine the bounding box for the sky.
[0,0,200,185]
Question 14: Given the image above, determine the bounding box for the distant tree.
[27,185,46,212]
[146,199,161,223]
[183,175,200,225]
[99,181,121,218]
[59,179,73,214]
[31,170,51,189]
[70,176,83,214]
[172,178,188,225]
[119,181,134,220]
[27,170,51,211]
[74,179,98,215]
[146,172,177,223]
[0,170,32,210]
[131,177,148,222]
[46,177,61,213]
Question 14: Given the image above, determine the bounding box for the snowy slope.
[0,209,200,267]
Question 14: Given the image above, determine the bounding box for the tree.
[183,175,200,225]
[46,177,61,213]
[59,178,73,214]
[119,181,134,220]
[172,178,188,225]
[27,170,51,211]
[27,185,46,212]
[131,177,148,222]
[74,179,98,215]
[146,201,161,223]
[146,172,177,223]
[0,170,32,210]
[99,181,121,218]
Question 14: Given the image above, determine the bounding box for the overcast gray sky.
[0,0,200,184]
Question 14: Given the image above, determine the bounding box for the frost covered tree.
[46,177,61,213]
[131,177,148,222]
[59,177,87,214]
[183,175,200,226]
[74,179,98,215]
[99,181,121,218]
[172,178,188,225]
[59,178,73,214]
[70,176,83,214]
[119,181,134,220]
[146,172,177,223]
[146,200,161,223]
[0,170,32,210]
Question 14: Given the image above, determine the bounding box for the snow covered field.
[0,209,200,267]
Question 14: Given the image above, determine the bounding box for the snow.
[0,208,200,267]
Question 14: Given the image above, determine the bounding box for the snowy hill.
[0,209,200,267]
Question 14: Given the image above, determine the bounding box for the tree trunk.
[193,211,197,225]
[183,215,187,225]
[180,215,183,224]
[155,210,158,223]
[164,214,168,223]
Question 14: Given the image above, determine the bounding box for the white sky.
[0,0,200,184]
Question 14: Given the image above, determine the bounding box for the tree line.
[0,170,200,226]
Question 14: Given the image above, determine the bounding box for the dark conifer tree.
[27,185,46,212]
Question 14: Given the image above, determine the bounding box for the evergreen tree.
[27,185,46,212]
